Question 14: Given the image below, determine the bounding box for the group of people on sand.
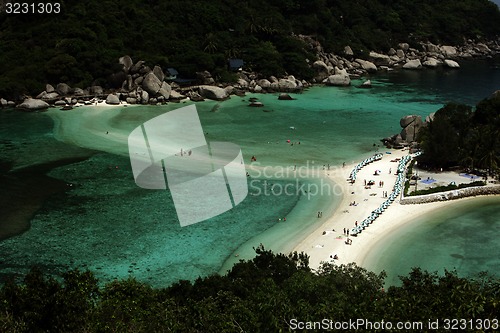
[179,148,192,157]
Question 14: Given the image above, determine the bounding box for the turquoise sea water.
[363,197,500,286]
[0,58,499,286]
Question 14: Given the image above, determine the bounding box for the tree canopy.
[1,0,500,98]
[417,92,500,177]
[1,247,499,332]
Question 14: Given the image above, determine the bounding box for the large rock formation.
[402,59,422,69]
[130,60,146,74]
[444,59,460,68]
[119,55,134,73]
[324,68,350,86]
[440,45,457,57]
[90,86,104,96]
[196,71,215,85]
[355,59,377,73]
[257,79,271,89]
[312,60,330,81]
[399,115,423,142]
[142,72,162,95]
[56,83,71,96]
[46,84,55,93]
[423,58,439,67]
[105,94,120,105]
[344,45,354,56]
[278,78,298,90]
[152,65,165,82]
[158,82,171,99]
[368,51,391,66]
[198,85,229,100]
[17,98,50,111]
[383,115,424,148]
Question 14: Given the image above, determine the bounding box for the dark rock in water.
[263,109,273,112]
[249,97,259,102]
[249,101,264,107]
[61,105,73,111]
[278,93,294,100]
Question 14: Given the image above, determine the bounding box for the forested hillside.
[1,0,499,98]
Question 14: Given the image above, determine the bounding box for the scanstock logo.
[128,105,248,227]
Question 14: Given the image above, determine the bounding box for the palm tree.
[203,32,218,54]
[246,15,261,35]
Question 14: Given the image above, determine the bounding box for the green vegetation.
[1,0,500,98]
[1,246,498,332]
[407,181,486,196]
[417,92,500,178]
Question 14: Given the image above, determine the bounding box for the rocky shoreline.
[1,37,499,111]
[400,185,500,205]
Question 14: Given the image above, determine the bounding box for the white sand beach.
[292,149,500,271]
[48,103,139,156]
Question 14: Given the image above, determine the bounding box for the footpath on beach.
[292,148,500,271]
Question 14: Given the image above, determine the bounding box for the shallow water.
[1,58,499,286]
[363,197,500,286]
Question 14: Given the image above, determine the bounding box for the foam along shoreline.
[292,149,500,271]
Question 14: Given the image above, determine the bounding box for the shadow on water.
[0,157,91,241]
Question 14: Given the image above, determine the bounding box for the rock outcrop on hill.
[2,37,498,108]
[383,115,425,149]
